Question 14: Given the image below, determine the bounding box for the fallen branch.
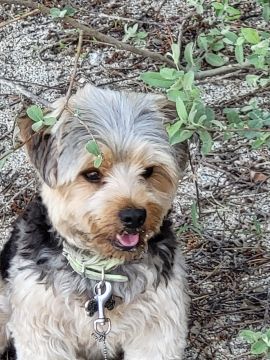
[0,0,175,68]
[0,8,39,28]
[196,62,251,80]
[0,77,52,108]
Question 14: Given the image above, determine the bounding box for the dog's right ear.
[17,116,58,187]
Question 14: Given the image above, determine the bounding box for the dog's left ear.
[158,99,188,174]
[17,116,58,187]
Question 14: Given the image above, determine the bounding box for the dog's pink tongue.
[116,233,139,247]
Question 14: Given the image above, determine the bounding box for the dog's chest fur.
[1,198,186,359]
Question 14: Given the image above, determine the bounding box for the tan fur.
[41,144,177,261]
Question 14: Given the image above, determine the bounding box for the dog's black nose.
[119,208,146,228]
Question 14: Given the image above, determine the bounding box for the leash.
[87,268,112,360]
[63,242,127,359]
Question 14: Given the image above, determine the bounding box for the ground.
[0,1,269,359]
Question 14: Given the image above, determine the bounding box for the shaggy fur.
[0,85,189,359]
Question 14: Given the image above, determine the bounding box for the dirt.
[0,1,269,359]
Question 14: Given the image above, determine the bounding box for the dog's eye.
[83,170,102,183]
[142,166,154,179]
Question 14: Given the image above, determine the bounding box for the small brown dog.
[0,84,188,360]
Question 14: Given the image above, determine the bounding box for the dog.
[0,84,189,360]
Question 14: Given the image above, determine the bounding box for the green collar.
[62,242,128,282]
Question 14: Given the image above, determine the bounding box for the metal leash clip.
[89,269,112,360]
[93,280,112,336]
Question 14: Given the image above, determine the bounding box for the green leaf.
[236,36,245,46]
[224,31,238,44]
[251,340,268,355]
[262,4,270,21]
[183,71,194,90]
[191,201,201,229]
[167,90,181,102]
[176,97,188,123]
[241,28,261,44]
[94,154,103,168]
[211,119,226,130]
[205,53,226,67]
[197,35,208,51]
[43,117,57,126]
[167,121,181,139]
[212,2,223,10]
[248,118,263,129]
[248,54,266,69]
[252,135,270,149]
[169,129,193,146]
[246,75,259,87]
[31,120,44,132]
[224,108,240,124]
[137,31,148,39]
[184,42,195,67]
[140,72,175,88]
[197,129,213,154]
[26,105,44,122]
[85,140,101,157]
[259,78,270,87]
[159,68,182,80]
[59,9,67,17]
[63,5,76,16]
[212,40,224,52]
[226,6,241,17]
[171,43,180,67]
[50,8,61,17]
[249,109,264,122]
[235,45,244,64]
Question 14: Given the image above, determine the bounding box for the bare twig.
[187,141,201,217]
[88,12,162,27]
[0,78,52,108]
[0,8,39,28]
[0,0,176,68]
[177,13,195,63]
[65,30,83,106]
[55,29,83,122]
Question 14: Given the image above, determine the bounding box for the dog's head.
[19,85,186,261]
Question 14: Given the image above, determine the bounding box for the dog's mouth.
[113,230,141,251]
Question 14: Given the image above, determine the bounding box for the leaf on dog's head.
[31,120,44,132]
[85,140,101,157]
[94,154,103,168]
[26,105,44,123]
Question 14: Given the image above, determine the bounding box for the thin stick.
[187,141,201,217]
[0,8,39,28]
[56,29,83,120]
[0,0,175,68]
[177,13,195,63]
[0,77,52,108]
[65,30,83,105]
